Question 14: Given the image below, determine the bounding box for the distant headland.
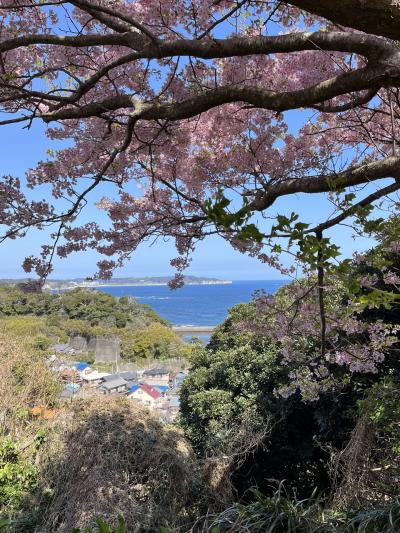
[0,276,232,290]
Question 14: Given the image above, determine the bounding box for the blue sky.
[0,117,377,281]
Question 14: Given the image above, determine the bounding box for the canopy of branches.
[0,0,400,284]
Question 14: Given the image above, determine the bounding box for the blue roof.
[75,362,89,371]
[154,385,169,393]
[129,384,140,393]
[65,383,80,393]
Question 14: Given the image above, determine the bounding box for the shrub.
[0,437,38,514]
[33,398,218,532]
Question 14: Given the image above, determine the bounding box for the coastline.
[46,280,232,290]
[45,280,287,329]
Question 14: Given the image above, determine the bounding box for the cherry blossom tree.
[0,0,399,280]
[1,1,400,383]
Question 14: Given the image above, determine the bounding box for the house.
[118,371,138,383]
[103,371,138,385]
[81,371,111,386]
[60,369,82,384]
[142,367,170,385]
[143,367,169,379]
[128,383,161,407]
[99,376,128,394]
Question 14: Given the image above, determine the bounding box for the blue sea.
[98,280,287,327]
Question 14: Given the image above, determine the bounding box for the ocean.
[98,280,287,328]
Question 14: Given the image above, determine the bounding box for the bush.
[120,323,187,361]
[180,304,357,498]
[32,398,218,532]
[0,438,38,514]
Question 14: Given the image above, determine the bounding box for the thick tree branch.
[288,0,400,42]
[40,64,388,123]
[0,33,130,52]
[250,156,400,211]
[1,30,393,58]
[70,0,159,42]
[313,88,379,113]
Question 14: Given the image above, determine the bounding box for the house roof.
[118,371,138,381]
[101,377,127,390]
[143,367,169,377]
[103,372,137,382]
[60,369,80,377]
[82,371,110,381]
[129,384,140,393]
[103,373,121,382]
[139,383,161,399]
[153,385,169,393]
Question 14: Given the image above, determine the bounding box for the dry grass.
[0,333,226,531]
[34,397,219,532]
[0,333,60,438]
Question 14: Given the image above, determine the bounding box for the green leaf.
[237,224,264,243]
[96,518,111,533]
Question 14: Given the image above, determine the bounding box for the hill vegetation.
[0,287,190,363]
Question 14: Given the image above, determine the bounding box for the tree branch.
[40,63,386,123]
[316,229,326,357]
[288,0,400,42]
[313,88,379,113]
[250,156,400,211]
[309,181,400,234]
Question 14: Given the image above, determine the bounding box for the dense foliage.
[181,226,400,502]
[119,322,190,361]
[180,301,358,498]
[0,286,168,329]
[0,333,59,526]
[0,438,38,514]
[0,286,189,362]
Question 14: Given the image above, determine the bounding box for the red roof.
[60,369,81,382]
[139,383,161,400]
